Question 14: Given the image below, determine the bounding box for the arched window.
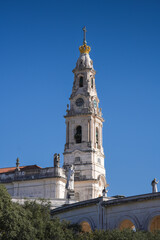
[96,127,99,144]
[79,77,83,87]
[119,219,136,231]
[150,215,160,232]
[91,78,93,88]
[80,221,91,232]
[75,126,82,143]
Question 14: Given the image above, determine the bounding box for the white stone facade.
[0,166,67,201]
[51,193,160,232]
[63,44,107,201]
[6,178,66,199]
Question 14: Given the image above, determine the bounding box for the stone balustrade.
[0,167,66,183]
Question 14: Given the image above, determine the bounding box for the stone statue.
[66,165,75,190]
[66,104,69,113]
[151,178,159,193]
[54,153,60,168]
[102,187,108,197]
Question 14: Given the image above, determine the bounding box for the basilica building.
[0,27,107,206]
[1,28,160,232]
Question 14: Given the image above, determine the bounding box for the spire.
[79,26,91,54]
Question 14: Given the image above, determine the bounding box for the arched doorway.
[80,221,92,232]
[119,219,136,231]
[149,215,160,232]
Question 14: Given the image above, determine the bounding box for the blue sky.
[0,0,160,197]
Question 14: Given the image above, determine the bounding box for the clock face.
[76,98,84,107]
[93,99,97,108]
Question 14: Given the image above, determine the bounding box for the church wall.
[64,152,105,191]
[3,178,66,199]
[52,204,99,230]
[104,197,160,231]
[5,183,14,196]
[75,180,105,201]
[12,197,68,209]
[52,194,160,232]
[74,181,93,201]
[64,151,93,166]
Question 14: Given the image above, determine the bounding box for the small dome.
[76,53,93,70]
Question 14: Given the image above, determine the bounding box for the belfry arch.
[79,76,83,87]
[75,126,82,143]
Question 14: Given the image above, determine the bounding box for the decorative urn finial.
[16,157,20,171]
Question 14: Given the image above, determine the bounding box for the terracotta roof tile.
[0,165,41,174]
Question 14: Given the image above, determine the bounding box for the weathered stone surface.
[51,193,160,231]
[63,44,107,201]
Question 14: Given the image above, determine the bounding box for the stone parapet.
[0,167,66,183]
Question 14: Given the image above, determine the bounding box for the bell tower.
[63,27,107,201]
